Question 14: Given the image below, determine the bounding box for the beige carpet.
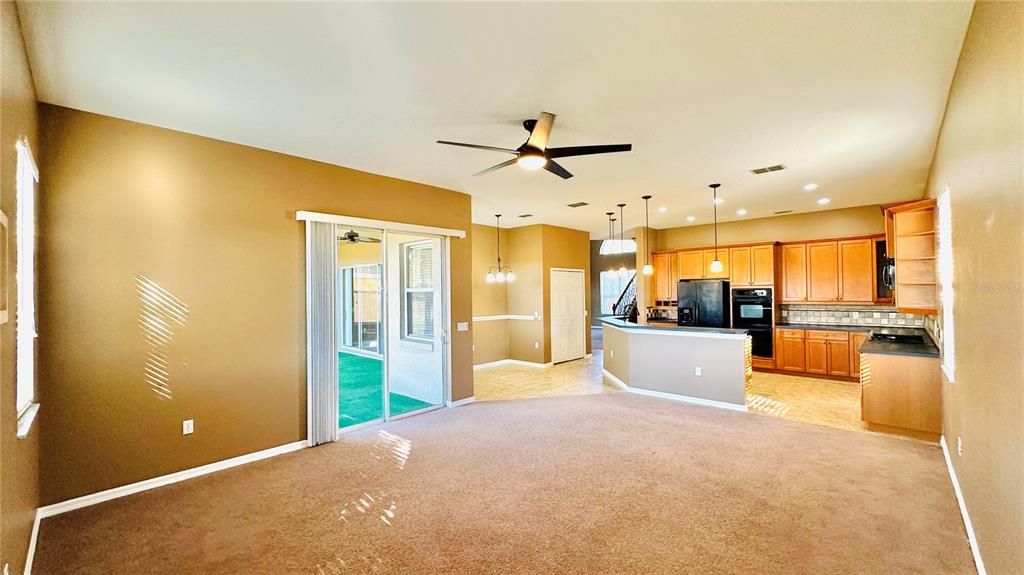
[35,393,973,574]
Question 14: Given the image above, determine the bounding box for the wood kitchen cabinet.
[780,244,808,302]
[677,250,703,280]
[861,352,942,440]
[781,236,883,304]
[776,328,807,372]
[651,252,678,302]
[838,239,874,303]
[702,249,730,279]
[774,328,863,380]
[807,241,839,302]
[729,244,774,286]
[850,332,869,377]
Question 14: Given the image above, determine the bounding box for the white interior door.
[550,269,586,364]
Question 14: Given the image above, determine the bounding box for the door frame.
[549,267,587,364]
[298,211,460,442]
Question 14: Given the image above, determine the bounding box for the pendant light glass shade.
[495,270,506,282]
[506,271,516,282]
[485,272,495,283]
[709,259,724,273]
[642,263,654,275]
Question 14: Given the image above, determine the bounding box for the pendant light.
[617,203,628,276]
[641,195,653,276]
[486,214,515,283]
[709,184,724,273]
[606,212,616,271]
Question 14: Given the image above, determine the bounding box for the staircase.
[612,274,638,323]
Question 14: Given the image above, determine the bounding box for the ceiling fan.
[339,230,381,244]
[437,112,631,179]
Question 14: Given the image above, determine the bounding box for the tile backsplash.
[780,304,927,329]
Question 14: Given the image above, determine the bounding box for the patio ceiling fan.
[437,112,632,179]
[339,230,381,244]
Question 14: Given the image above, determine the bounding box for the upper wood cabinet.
[750,244,775,285]
[781,236,883,304]
[651,252,678,302]
[781,244,808,302]
[677,250,704,280]
[702,249,730,279]
[807,241,839,302]
[729,247,751,286]
[729,244,775,287]
[838,239,874,303]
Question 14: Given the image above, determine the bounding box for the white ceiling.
[19,1,972,237]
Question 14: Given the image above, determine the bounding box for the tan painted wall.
[471,223,509,364]
[506,225,545,363]
[541,224,592,363]
[36,105,474,505]
[923,3,1023,572]
[655,205,885,251]
[0,3,39,571]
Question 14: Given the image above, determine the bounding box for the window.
[403,242,434,340]
[599,269,636,315]
[599,239,636,255]
[937,188,955,382]
[16,138,38,420]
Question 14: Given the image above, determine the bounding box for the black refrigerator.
[677,279,731,328]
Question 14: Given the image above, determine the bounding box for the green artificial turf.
[338,352,434,428]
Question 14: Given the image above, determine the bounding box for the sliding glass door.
[335,227,446,431]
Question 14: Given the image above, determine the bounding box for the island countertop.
[599,316,748,337]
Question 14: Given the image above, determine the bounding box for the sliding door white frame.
[298,211,460,441]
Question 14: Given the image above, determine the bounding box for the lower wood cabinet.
[772,328,866,380]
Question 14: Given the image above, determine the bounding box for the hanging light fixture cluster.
[485,214,515,283]
[709,183,724,273]
[641,195,653,276]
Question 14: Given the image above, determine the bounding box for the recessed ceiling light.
[803,183,819,192]
[657,206,668,213]
[686,215,696,222]
[817,197,831,205]
[736,209,747,216]
[713,197,725,205]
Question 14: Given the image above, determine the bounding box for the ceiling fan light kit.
[438,111,632,179]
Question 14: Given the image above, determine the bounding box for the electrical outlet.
[609,349,614,358]
[957,435,963,456]
[457,322,469,332]
[695,367,702,376]
[183,419,194,435]
[534,341,539,349]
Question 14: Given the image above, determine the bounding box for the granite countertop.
[600,316,748,336]
[859,330,940,358]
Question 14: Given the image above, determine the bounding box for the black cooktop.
[869,329,926,345]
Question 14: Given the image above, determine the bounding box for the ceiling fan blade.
[525,112,556,151]
[436,140,518,155]
[544,159,573,179]
[358,237,381,243]
[474,157,518,176]
[546,144,632,158]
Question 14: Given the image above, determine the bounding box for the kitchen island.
[600,317,751,411]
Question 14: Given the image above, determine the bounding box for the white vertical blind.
[16,138,38,416]
[305,221,339,445]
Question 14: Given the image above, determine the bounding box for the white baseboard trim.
[24,509,41,574]
[35,440,308,520]
[602,369,749,413]
[473,359,552,370]
[446,396,476,408]
[940,436,987,575]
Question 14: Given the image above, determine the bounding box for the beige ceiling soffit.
[295,211,467,239]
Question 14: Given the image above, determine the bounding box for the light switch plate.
[695,367,702,376]
[183,419,194,435]
[457,322,469,332]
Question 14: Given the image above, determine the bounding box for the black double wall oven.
[732,288,773,358]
